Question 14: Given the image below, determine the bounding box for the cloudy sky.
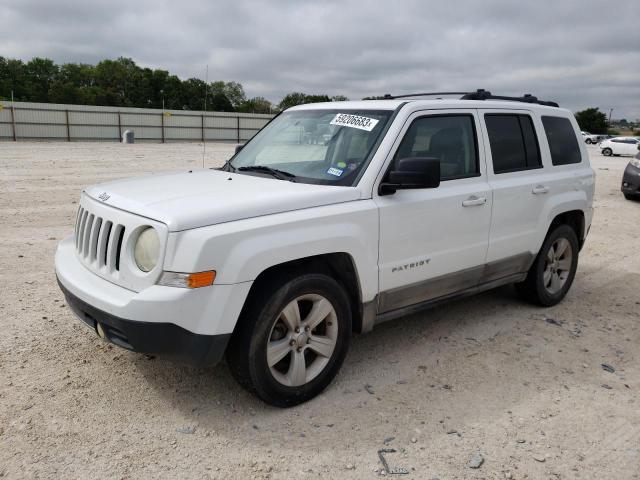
[2,0,639,118]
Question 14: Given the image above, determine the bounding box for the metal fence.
[0,101,274,143]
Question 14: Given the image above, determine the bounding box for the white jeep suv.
[56,90,595,406]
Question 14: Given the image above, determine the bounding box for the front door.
[375,110,492,313]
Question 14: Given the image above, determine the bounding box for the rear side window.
[393,114,479,181]
[485,114,542,174]
[541,116,582,165]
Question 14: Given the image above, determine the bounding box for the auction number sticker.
[330,113,379,131]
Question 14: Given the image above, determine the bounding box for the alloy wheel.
[266,294,338,387]
[543,237,573,294]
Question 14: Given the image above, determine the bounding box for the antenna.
[202,64,208,168]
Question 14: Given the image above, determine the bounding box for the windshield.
[229,109,394,186]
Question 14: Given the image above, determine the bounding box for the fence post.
[236,116,240,143]
[10,106,17,141]
[161,111,165,143]
[201,114,205,142]
[65,109,71,141]
[117,111,122,141]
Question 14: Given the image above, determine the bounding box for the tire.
[602,148,612,156]
[226,272,352,407]
[585,139,593,144]
[516,225,579,307]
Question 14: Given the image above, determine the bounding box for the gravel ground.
[1,142,638,479]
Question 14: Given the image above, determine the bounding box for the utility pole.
[608,108,614,127]
[203,65,208,169]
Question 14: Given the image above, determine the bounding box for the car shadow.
[132,283,526,421]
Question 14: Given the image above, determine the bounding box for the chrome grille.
[74,206,126,272]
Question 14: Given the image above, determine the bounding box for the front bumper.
[59,279,230,365]
[621,163,640,197]
[55,235,253,364]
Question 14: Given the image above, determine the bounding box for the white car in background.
[581,131,605,144]
[600,137,640,156]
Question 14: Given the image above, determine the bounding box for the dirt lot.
[1,142,638,479]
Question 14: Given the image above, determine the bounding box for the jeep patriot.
[56,90,595,406]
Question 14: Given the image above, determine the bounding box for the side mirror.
[235,144,245,155]
[379,157,440,195]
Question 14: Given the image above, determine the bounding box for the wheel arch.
[547,209,586,249]
[235,253,366,335]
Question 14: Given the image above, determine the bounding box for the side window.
[484,114,542,174]
[393,115,479,181]
[541,116,582,165]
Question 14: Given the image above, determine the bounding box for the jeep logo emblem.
[98,192,110,202]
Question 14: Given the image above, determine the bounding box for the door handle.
[532,185,549,194]
[462,195,487,207]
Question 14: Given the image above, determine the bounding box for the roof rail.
[460,89,559,107]
[383,92,469,99]
[381,89,559,107]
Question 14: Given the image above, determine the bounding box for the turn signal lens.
[158,271,216,288]
[187,271,216,288]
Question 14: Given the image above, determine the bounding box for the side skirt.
[375,272,526,326]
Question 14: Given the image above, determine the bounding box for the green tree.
[25,57,58,102]
[0,56,252,112]
[181,78,208,110]
[575,108,608,134]
[331,95,349,101]
[278,92,307,110]
[0,57,27,100]
[278,92,331,110]
[238,96,273,114]
[211,81,246,109]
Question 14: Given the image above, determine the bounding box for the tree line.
[0,57,348,113]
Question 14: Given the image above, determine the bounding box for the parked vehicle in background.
[600,137,640,156]
[55,90,595,406]
[621,148,640,200]
[581,131,605,144]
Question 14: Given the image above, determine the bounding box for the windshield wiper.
[237,165,296,181]
[220,159,236,172]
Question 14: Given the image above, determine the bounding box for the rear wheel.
[585,139,593,144]
[226,273,352,407]
[602,148,612,156]
[516,225,579,306]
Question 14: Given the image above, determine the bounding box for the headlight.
[134,227,160,272]
[630,158,640,169]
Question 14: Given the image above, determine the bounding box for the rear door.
[480,109,549,270]
[623,139,640,155]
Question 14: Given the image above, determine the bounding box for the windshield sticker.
[327,167,344,177]
[330,113,379,132]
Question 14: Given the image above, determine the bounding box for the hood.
[85,169,362,231]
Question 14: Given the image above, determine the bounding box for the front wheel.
[585,139,593,144]
[516,225,579,306]
[226,273,352,407]
[602,148,612,156]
